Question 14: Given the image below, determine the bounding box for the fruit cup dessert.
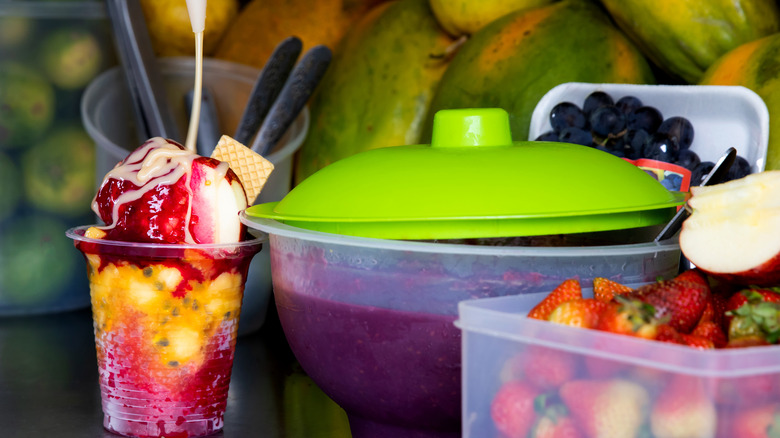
[68,136,271,438]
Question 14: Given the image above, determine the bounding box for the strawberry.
[654,324,686,345]
[690,320,727,348]
[532,404,583,438]
[724,288,780,329]
[698,300,715,324]
[528,278,582,320]
[729,403,780,438]
[519,346,578,391]
[491,381,541,438]
[559,378,650,438]
[713,373,779,408]
[593,277,633,303]
[674,268,710,289]
[650,375,717,438]
[631,273,710,334]
[727,297,780,345]
[547,298,607,329]
[595,296,660,339]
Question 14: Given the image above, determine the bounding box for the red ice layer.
[98,313,238,438]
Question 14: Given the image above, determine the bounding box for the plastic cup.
[80,57,309,336]
[66,226,264,438]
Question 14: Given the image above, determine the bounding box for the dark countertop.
[0,301,352,438]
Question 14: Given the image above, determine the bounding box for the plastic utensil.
[653,147,737,243]
[251,45,332,155]
[184,0,207,152]
[234,36,303,145]
[105,0,179,141]
[185,86,221,157]
[246,108,686,240]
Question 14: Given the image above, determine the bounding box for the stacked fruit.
[0,13,115,312]
[489,269,780,437]
[530,270,780,349]
[534,90,753,186]
[490,351,778,438]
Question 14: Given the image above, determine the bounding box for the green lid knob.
[430,108,513,148]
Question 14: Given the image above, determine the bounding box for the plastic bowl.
[457,290,780,437]
[240,215,682,437]
[81,57,309,335]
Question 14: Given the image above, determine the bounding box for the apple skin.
[679,170,780,287]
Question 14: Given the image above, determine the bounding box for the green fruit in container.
[0,62,55,149]
[0,215,74,306]
[699,35,780,170]
[39,27,103,90]
[429,0,555,38]
[21,125,96,217]
[0,16,33,50]
[598,0,780,84]
[294,0,454,184]
[421,0,655,144]
[0,152,20,223]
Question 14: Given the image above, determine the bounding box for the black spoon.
[251,44,332,156]
[234,36,303,146]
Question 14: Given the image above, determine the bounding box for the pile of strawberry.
[529,268,780,348]
[488,269,780,438]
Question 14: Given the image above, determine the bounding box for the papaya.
[429,0,556,38]
[700,35,780,171]
[598,0,780,84]
[140,0,239,57]
[215,0,387,69]
[294,0,454,184]
[421,0,655,144]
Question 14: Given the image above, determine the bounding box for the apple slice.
[188,156,247,244]
[679,170,780,286]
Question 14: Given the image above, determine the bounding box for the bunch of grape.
[535,90,752,185]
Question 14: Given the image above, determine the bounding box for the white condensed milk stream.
[184,0,207,153]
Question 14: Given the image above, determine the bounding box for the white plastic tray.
[528,83,769,172]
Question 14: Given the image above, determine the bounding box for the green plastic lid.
[245,108,685,240]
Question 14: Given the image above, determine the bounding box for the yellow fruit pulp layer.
[85,253,243,382]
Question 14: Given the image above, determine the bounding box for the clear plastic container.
[457,290,780,437]
[81,57,309,335]
[240,216,682,438]
[0,1,117,316]
[529,82,769,172]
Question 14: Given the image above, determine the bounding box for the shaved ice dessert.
[68,136,269,438]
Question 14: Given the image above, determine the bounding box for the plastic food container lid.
[245,108,685,240]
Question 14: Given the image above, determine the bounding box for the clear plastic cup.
[67,226,264,438]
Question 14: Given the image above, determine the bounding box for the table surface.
[0,300,353,438]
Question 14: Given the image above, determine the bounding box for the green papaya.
[294,0,453,184]
[420,0,655,144]
[699,35,780,170]
[599,0,780,84]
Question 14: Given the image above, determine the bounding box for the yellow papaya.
[700,35,780,170]
[599,0,780,84]
[421,0,655,143]
[294,0,453,184]
[429,0,555,38]
[215,0,386,69]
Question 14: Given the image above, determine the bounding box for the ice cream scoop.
[92,137,248,244]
